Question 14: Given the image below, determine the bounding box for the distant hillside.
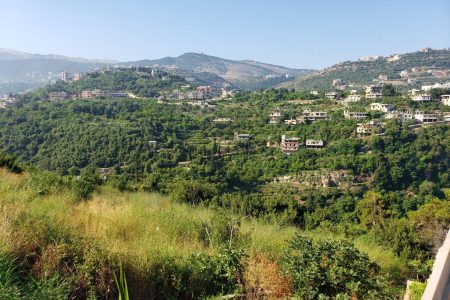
[281,49,450,90]
[32,68,189,99]
[124,52,313,90]
[0,48,117,64]
[0,49,312,94]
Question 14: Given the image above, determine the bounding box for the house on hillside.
[365,85,383,99]
[49,91,67,101]
[357,121,383,136]
[344,110,368,120]
[410,94,431,102]
[414,111,438,124]
[280,135,300,154]
[234,132,251,141]
[385,111,414,123]
[306,139,325,149]
[269,109,284,124]
[301,109,328,122]
[441,95,450,106]
[325,92,338,100]
[370,103,394,112]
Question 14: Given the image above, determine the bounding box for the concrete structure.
[441,95,450,106]
[325,92,338,100]
[281,135,300,154]
[269,109,284,124]
[284,119,298,125]
[234,132,251,141]
[385,111,414,123]
[213,118,232,123]
[344,94,362,103]
[301,109,328,122]
[365,85,383,99]
[357,121,382,136]
[370,103,394,112]
[421,230,450,300]
[81,89,105,99]
[49,91,67,101]
[306,139,324,149]
[414,111,438,124]
[411,94,431,102]
[344,110,369,120]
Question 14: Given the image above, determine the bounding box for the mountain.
[0,49,313,94]
[123,52,313,89]
[280,48,450,90]
[0,48,117,64]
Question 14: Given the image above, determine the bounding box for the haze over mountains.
[1,47,449,95]
[0,48,313,95]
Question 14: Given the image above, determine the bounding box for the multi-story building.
[280,135,300,154]
[344,110,368,120]
[81,89,105,99]
[269,109,284,124]
[49,91,67,101]
[356,121,383,136]
[301,109,328,122]
[306,139,324,149]
[234,132,251,141]
[365,85,383,99]
[411,94,431,102]
[370,103,394,112]
[441,95,450,106]
[414,111,438,123]
[325,92,338,100]
[343,94,362,103]
[385,111,414,123]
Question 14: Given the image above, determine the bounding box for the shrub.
[281,234,382,299]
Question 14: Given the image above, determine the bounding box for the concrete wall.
[422,230,450,300]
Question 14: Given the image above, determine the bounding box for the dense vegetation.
[0,73,449,299]
[283,49,450,90]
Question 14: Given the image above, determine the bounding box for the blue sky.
[0,0,449,69]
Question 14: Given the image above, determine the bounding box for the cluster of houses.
[163,86,240,102]
[48,90,130,101]
[324,83,450,106]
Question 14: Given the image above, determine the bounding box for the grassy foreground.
[0,168,410,299]
[0,169,298,299]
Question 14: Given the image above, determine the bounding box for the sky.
[0,0,449,69]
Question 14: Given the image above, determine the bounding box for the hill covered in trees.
[0,80,449,298]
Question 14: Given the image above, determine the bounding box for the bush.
[0,151,22,173]
[281,234,382,299]
[170,180,218,205]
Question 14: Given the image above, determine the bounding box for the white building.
[385,111,414,123]
[284,119,298,125]
[365,85,383,99]
[356,121,383,136]
[411,94,431,102]
[306,139,324,149]
[269,110,284,124]
[414,111,438,123]
[440,95,450,106]
[343,94,362,103]
[325,92,338,100]
[301,109,328,122]
[344,110,368,120]
[370,103,394,112]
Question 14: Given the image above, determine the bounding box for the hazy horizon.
[1,0,449,69]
